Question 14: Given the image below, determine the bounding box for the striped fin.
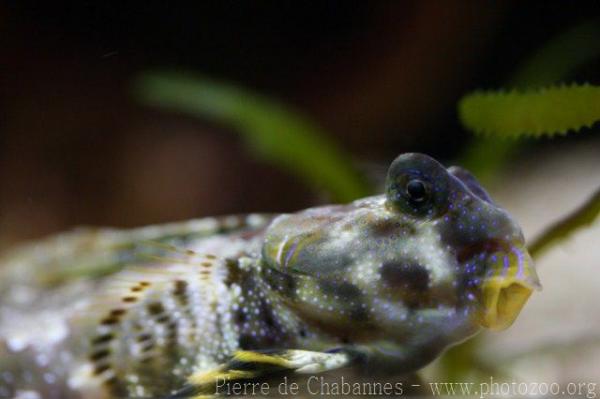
[0,214,274,290]
[84,246,240,398]
[169,349,351,398]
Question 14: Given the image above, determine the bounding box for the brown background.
[1,1,599,247]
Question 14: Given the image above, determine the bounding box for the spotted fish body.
[0,154,540,398]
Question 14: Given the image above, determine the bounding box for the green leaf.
[133,71,371,202]
[459,20,600,181]
[459,83,600,138]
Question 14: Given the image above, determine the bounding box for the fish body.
[0,154,540,398]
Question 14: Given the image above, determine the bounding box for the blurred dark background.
[1,1,599,246]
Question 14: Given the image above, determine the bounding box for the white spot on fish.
[43,372,56,385]
[1,309,69,352]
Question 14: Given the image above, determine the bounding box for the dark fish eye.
[385,153,450,219]
[405,179,428,203]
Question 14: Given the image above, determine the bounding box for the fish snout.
[477,241,541,331]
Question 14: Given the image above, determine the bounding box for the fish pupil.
[406,179,428,203]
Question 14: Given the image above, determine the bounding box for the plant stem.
[529,186,600,258]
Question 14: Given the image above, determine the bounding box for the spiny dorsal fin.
[85,246,237,397]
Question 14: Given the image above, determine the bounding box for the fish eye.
[388,173,434,216]
[405,179,429,203]
[385,153,449,218]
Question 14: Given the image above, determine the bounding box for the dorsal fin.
[84,245,242,397]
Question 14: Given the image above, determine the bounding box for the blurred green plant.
[134,71,371,203]
[460,20,600,182]
[459,83,600,137]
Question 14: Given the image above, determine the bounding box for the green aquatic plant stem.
[459,84,600,138]
[459,20,600,182]
[134,71,371,203]
[459,83,600,183]
[529,186,600,258]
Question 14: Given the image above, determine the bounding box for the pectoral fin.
[169,349,351,398]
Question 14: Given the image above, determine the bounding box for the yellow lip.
[479,244,541,331]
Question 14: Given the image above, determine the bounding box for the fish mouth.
[476,242,541,331]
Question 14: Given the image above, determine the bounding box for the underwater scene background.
[0,2,599,397]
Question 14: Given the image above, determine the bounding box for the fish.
[0,153,541,398]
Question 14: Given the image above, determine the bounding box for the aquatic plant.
[459,83,600,137]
